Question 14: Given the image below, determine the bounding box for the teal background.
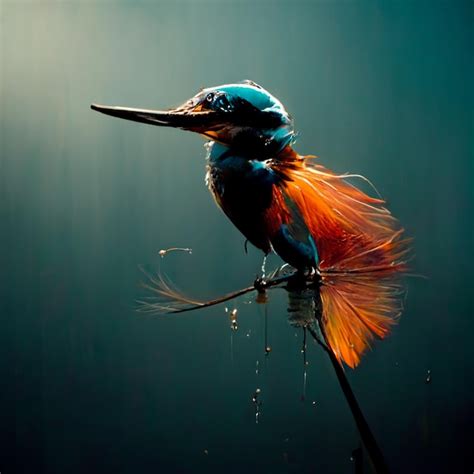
[1,1,472,473]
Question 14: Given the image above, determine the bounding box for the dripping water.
[302,327,308,401]
[158,247,192,258]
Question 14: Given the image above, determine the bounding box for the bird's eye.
[206,93,215,102]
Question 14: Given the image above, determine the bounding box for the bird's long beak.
[90,101,221,132]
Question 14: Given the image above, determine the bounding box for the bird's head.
[91,81,295,155]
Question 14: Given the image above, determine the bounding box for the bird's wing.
[270,148,410,272]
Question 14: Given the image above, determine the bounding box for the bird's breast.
[206,156,276,253]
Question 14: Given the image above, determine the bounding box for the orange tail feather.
[320,272,404,368]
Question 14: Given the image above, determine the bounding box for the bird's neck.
[206,140,298,164]
[206,142,232,163]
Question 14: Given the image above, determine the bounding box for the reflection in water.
[139,262,406,473]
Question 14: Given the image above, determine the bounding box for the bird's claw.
[254,277,268,293]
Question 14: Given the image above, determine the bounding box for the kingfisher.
[91,81,409,367]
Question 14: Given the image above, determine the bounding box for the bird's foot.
[253,276,268,294]
[287,267,321,289]
[309,266,321,281]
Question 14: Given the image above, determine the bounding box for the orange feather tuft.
[272,148,410,273]
[320,272,404,368]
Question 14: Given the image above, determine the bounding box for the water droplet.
[252,390,259,402]
[265,346,272,354]
[158,247,192,258]
[252,388,262,424]
[425,369,432,384]
[204,449,209,455]
[312,401,317,406]
[229,308,238,331]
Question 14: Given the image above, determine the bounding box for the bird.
[91,81,409,367]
